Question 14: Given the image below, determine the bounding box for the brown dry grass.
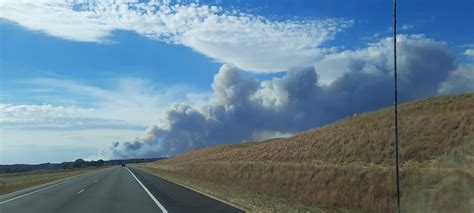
[0,167,108,195]
[142,93,474,212]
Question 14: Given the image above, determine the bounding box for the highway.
[0,167,243,213]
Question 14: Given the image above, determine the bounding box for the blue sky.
[0,0,473,164]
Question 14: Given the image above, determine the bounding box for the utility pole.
[393,0,401,212]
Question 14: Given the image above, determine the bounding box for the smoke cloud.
[111,35,473,159]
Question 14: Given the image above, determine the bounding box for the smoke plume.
[111,35,472,158]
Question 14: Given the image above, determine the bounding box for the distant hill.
[142,93,474,212]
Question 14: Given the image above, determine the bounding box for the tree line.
[0,158,164,173]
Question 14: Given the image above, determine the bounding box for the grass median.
[0,167,110,195]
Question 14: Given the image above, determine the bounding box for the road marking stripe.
[127,167,168,213]
[78,189,85,194]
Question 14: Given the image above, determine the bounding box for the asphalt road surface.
[0,167,243,213]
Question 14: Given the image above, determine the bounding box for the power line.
[393,0,401,212]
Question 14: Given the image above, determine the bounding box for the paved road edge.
[131,167,249,212]
[126,167,168,213]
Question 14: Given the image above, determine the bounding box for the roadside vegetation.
[0,167,102,195]
[138,93,474,212]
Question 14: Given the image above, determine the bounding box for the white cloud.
[1,75,194,131]
[0,76,187,162]
[0,0,114,42]
[315,34,447,84]
[0,129,144,164]
[465,49,474,56]
[21,77,188,126]
[0,103,144,130]
[439,64,474,94]
[401,24,414,30]
[0,0,352,72]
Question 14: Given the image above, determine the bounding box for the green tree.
[73,159,86,168]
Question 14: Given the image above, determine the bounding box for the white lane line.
[126,167,168,213]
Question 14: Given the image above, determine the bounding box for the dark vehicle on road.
[121,163,126,167]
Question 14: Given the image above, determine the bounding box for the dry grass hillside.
[139,93,474,212]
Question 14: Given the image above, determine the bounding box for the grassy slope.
[139,93,474,212]
[0,167,108,195]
